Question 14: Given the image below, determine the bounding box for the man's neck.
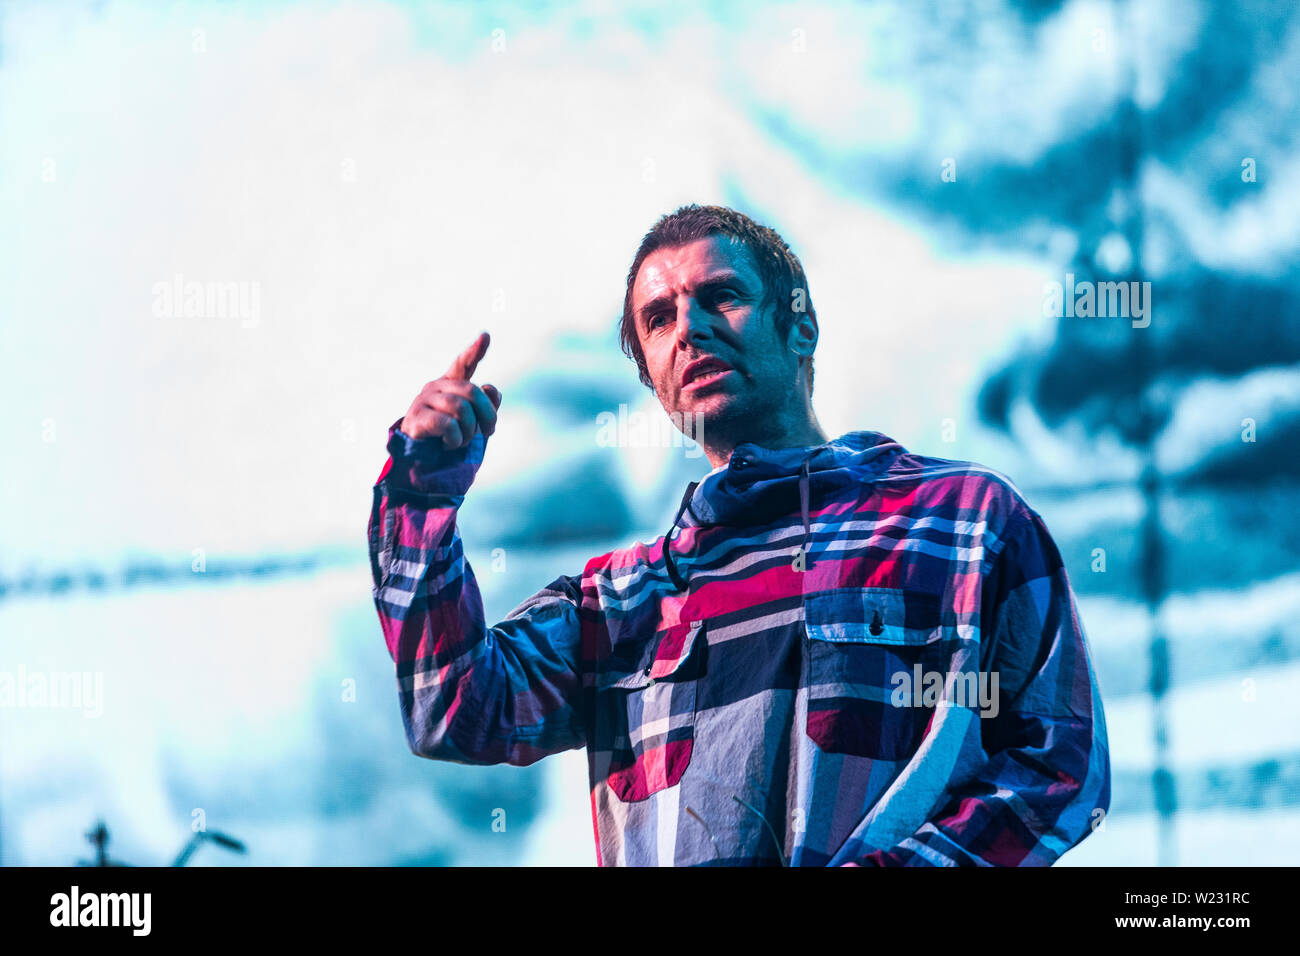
[701,420,830,470]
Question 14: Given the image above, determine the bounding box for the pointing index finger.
[446,331,490,381]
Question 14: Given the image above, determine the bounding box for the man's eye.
[649,313,671,328]
[713,288,738,305]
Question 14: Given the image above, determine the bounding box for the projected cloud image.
[1,0,1296,866]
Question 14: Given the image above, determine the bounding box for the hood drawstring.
[663,479,699,593]
[799,453,813,570]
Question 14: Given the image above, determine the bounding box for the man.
[368,204,1111,866]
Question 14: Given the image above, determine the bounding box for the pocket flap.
[804,588,945,646]
[598,619,704,690]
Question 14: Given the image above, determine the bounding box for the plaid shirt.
[369,422,1111,866]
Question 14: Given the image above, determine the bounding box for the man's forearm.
[370,421,502,763]
[370,421,588,766]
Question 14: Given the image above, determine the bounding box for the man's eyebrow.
[636,271,751,324]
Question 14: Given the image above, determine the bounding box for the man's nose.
[673,297,714,348]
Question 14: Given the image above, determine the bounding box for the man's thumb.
[483,384,502,409]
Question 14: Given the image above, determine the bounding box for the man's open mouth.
[681,357,733,389]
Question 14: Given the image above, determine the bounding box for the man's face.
[631,235,806,443]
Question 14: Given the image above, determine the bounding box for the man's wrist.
[383,418,486,497]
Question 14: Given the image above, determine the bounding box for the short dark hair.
[619,204,816,395]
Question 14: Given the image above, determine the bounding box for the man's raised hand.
[401,331,502,449]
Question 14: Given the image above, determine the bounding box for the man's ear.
[787,311,818,358]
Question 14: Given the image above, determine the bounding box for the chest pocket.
[803,588,952,761]
[596,619,705,803]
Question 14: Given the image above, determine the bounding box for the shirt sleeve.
[843,506,1112,866]
[369,419,587,766]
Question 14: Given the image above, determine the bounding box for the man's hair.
[619,204,816,396]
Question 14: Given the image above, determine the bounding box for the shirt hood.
[661,429,907,592]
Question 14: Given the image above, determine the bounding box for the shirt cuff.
[383,417,486,497]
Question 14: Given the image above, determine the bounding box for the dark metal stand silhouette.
[76,818,247,866]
